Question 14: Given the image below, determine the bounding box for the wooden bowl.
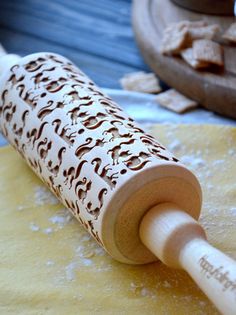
[132,0,236,119]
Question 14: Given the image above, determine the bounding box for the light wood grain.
[140,202,236,315]
[132,0,236,119]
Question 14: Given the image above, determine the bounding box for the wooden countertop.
[0,0,149,88]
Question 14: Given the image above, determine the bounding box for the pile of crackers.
[161,20,236,69]
[223,22,236,44]
[119,21,236,114]
[160,20,225,69]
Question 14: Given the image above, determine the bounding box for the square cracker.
[188,24,220,41]
[223,22,236,43]
[181,48,209,69]
[169,20,208,31]
[160,20,209,55]
[160,24,189,55]
[193,39,223,66]
[155,89,198,113]
[120,71,162,94]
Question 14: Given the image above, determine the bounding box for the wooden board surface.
[132,0,236,119]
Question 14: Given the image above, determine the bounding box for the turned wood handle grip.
[140,203,236,315]
[180,239,236,315]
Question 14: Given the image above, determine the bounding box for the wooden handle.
[140,203,236,315]
[180,238,236,315]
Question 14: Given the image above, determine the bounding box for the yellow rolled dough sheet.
[0,124,235,315]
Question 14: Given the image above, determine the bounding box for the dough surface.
[0,124,235,315]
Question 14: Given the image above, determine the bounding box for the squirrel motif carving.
[75,177,92,203]
[92,158,119,189]
[86,188,108,219]
[47,147,66,177]
[63,160,87,189]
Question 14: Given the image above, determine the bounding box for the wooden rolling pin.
[0,48,235,315]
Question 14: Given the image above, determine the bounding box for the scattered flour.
[140,287,149,297]
[29,209,74,236]
[46,260,55,266]
[228,149,235,156]
[29,222,40,232]
[65,258,93,282]
[82,258,93,266]
[212,159,224,166]
[130,283,156,299]
[168,139,182,152]
[207,184,214,190]
[94,247,105,256]
[207,208,218,215]
[76,245,94,259]
[75,238,105,259]
[17,205,32,211]
[43,227,53,235]
[166,125,178,138]
[50,216,66,225]
[81,234,92,242]
[205,170,213,178]
[75,245,85,255]
[65,262,78,281]
[49,208,74,228]
[181,154,206,168]
[230,207,236,216]
[34,185,59,206]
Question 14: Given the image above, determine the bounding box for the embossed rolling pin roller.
[0,48,235,315]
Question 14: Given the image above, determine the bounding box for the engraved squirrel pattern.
[63,160,87,189]
[75,137,106,159]
[75,177,92,203]
[3,102,16,123]
[92,157,119,189]
[102,121,132,142]
[52,119,77,146]
[12,110,29,137]
[66,100,94,125]
[26,121,48,147]
[31,66,56,89]
[107,139,136,165]
[37,99,67,120]
[8,65,25,88]
[86,188,108,219]
[16,85,39,109]
[0,52,179,244]
[47,146,66,176]
[36,137,52,160]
